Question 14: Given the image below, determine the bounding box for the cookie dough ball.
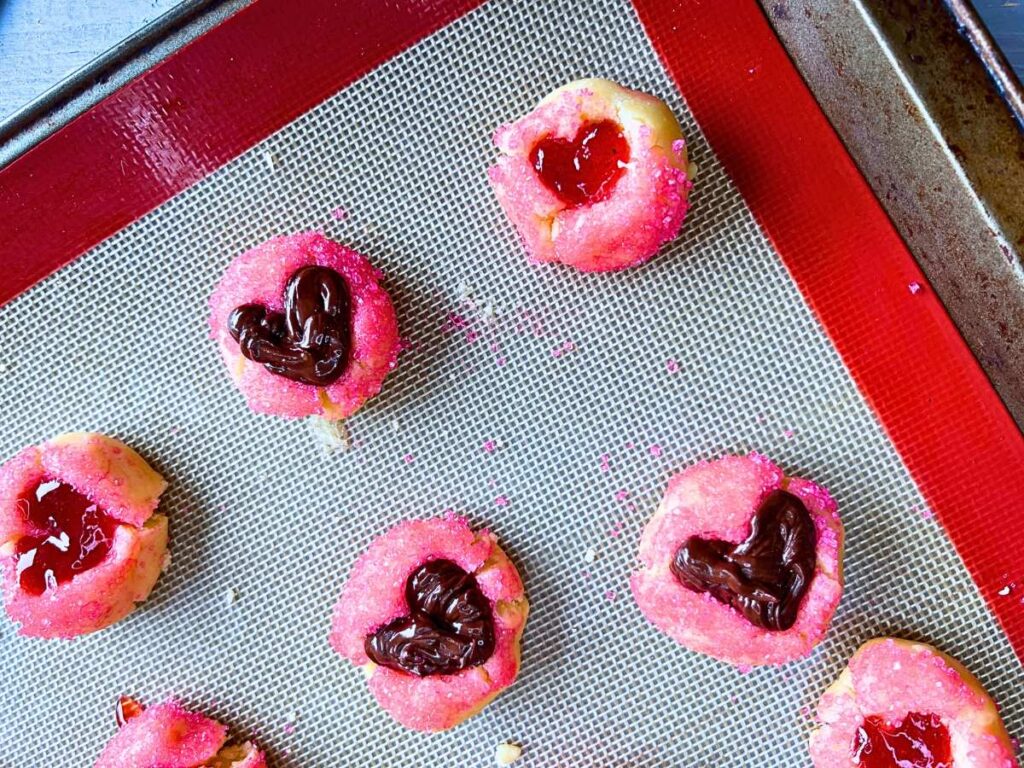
[329,515,529,731]
[208,232,400,420]
[489,78,691,271]
[630,453,843,665]
[809,639,1017,767]
[0,433,168,638]
[95,698,266,768]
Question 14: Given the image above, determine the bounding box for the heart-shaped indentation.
[15,478,118,596]
[670,490,817,631]
[853,712,951,768]
[364,559,495,677]
[228,265,350,386]
[530,119,630,207]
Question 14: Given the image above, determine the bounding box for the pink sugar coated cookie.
[0,433,168,638]
[95,699,267,768]
[630,453,844,665]
[488,78,691,272]
[809,639,1018,767]
[208,232,400,419]
[329,515,529,731]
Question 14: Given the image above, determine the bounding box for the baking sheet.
[0,1,1021,765]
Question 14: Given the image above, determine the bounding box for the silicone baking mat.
[1,1,1022,766]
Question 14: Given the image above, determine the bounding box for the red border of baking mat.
[1,0,1022,659]
[632,0,1024,659]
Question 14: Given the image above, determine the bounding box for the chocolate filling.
[670,490,817,631]
[228,265,350,386]
[365,559,495,677]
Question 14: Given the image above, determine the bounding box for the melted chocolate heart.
[671,489,817,631]
[364,559,495,677]
[530,119,630,207]
[228,265,350,386]
[853,712,952,768]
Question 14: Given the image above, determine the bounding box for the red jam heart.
[14,479,118,596]
[530,119,630,207]
[853,712,952,768]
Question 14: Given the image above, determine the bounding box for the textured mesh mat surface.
[1,1,1022,766]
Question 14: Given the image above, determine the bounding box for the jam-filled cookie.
[630,453,843,665]
[95,697,266,768]
[488,78,691,272]
[0,433,168,638]
[208,232,400,420]
[329,515,529,731]
[809,639,1017,768]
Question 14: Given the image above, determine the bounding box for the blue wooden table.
[0,0,1022,122]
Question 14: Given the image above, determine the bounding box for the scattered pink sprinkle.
[908,281,923,295]
[599,453,611,473]
[402,453,415,464]
[916,505,935,521]
[442,312,467,333]
[666,358,680,374]
[614,489,630,502]
[782,429,796,440]
[482,440,497,454]
[581,570,592,581]
[495,495,510,507]
[168,426,182,436]
[625,441,635,450]
[283,722,296,735]
[551,339,576,358]
[648,444,663,457]
[496,356,507,367]
[608,522,624,539]
[736,664,753,675]
[671,138,686,154]
[604,590,618,602]
[330,205,348,221]
[465,330,479,343]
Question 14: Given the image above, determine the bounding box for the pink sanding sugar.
[495,495,510,507]
[666,359,680,374]
[482,440,497,454]
[648,444,663,457]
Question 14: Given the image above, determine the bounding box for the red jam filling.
[530,119,629,207]
[115,696,144,728]
[13,479,118,596]
[853,712,953,768]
